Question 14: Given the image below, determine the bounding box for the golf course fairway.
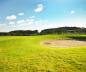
[0,34,86,72]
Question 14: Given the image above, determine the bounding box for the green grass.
[0,34,86,72]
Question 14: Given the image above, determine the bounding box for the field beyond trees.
[0,34,86,72]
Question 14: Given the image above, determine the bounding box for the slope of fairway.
[0,34,86,72]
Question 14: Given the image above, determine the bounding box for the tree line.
[0,30,38,36]
[0,27,86,36]
[40,27,86,35]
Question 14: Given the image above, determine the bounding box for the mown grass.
[0,34,86,72]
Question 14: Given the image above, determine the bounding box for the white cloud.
[8,21,15,25]
[17,20,25,24]
[16,18,35,26]
[18,13,24,16]
[26,19,34,24]
[34,4,44,13]
[70,10,75,15]
[6,15,16,20]
[0,24,9,32]
[29,16,35,19]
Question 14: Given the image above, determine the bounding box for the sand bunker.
[42,40,86,48]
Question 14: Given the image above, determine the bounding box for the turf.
[0,34,86,72]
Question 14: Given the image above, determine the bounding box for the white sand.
[42,40,86,48]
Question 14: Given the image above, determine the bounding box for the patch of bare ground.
[42,39,86,48]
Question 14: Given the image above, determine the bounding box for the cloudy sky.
[0,0,86,32]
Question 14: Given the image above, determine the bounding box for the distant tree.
[0,32,8,36]
[8,30,39,36]
[40,27,86,35]
[0,27,86,36]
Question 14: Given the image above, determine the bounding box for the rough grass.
[0,34,86,72]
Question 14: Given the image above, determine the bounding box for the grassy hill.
[0,34,86,72]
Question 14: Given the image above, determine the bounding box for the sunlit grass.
[0,34,86,72]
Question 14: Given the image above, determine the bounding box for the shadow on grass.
[68,36,86,41]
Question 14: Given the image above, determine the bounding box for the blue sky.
[0,0,86,32]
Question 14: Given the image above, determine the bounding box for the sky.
[0,0,86,32]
